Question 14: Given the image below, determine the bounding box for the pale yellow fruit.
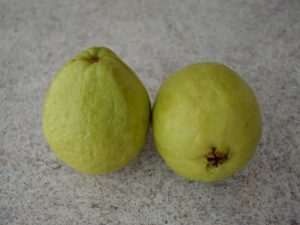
[152,62,262,182]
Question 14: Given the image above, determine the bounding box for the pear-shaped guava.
[152,62,262,182]
[43,47,150,174]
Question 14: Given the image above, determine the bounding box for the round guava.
[152,62,262,182]
[43,47,151,174]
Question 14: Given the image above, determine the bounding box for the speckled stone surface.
[0,0,299,224]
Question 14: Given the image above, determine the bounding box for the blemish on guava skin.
[205,147,228,170]
[73,56,102,64]
[86,56,101,64]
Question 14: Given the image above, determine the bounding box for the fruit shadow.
[106,129,252,189]
[113,129,165,177]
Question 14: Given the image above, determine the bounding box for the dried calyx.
[205,147,228,168]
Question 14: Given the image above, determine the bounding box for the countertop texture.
[1,0,299,224]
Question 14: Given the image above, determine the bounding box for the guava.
[152,62,262,182]
[43,47,151,174]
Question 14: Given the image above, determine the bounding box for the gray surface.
[0,0,300,224]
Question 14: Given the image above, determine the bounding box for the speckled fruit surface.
[43,47,151,174]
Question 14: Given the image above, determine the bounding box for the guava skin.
[152,62,262,182]
[43,47,151,174]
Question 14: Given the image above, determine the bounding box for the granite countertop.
[1,1,299,224]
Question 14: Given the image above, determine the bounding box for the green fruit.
[43,47,150,174]
[152,62,262,182]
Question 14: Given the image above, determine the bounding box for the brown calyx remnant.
[205,147,228,168]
